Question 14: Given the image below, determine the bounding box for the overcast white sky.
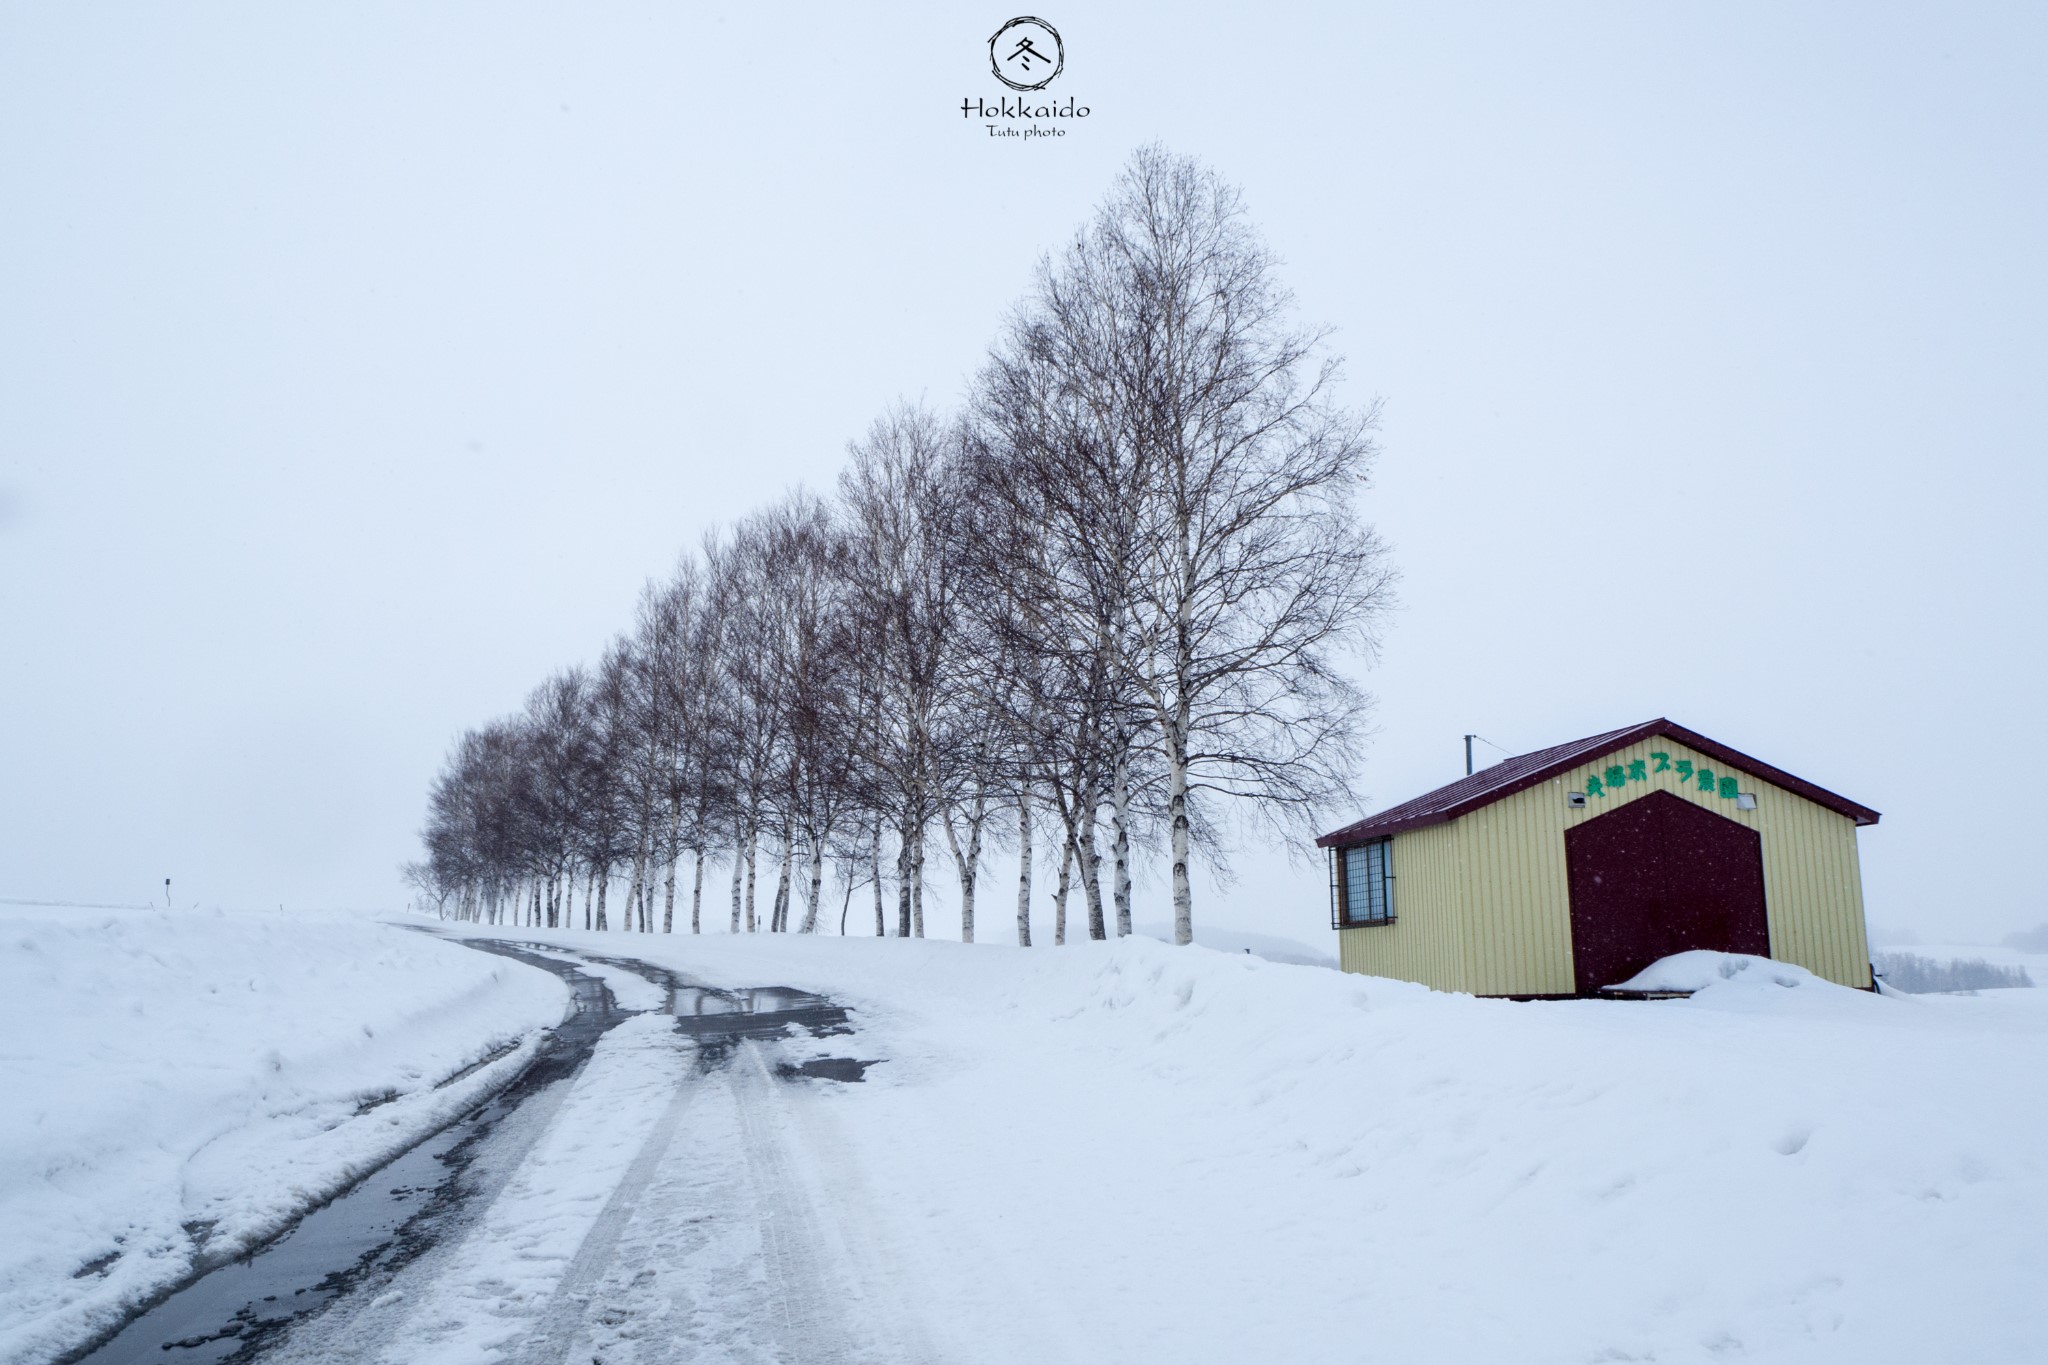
[2,3,2042,948]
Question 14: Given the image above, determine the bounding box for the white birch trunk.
[1052,837,1073,945]
[942,794,987,945]
[799,842,824,934]
[625,849,644,933]
[729,850,743,934]
[637,850,652,932]
[771,837,793,933]
[1076,804,1107,940]
[1015,790,1033,947]
[895,817,914,938]
[872,817,887,937]
[911,839,925,939]
[690,849,704,934]
[1168,519,1196,945]
[1166,706,1193,945]
[744,830,759,933]
[1111,746,1134,937]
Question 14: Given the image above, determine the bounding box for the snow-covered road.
[143,939,926,1365]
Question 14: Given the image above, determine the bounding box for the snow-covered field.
[428,922,2046,1365]
[1874,940,2044,983]
[0,908,567,1365]
[7,911,2044,1364]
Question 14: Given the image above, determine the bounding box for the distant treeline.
[408,146,1394,947]
[2002,923,2048,953]
[1874,952,2035,994]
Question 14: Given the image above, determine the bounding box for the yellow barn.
[1317,719,1881,997]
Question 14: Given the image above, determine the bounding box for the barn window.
[1333,839,1394,927]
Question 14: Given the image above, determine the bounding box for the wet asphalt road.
[61,940,869,1365]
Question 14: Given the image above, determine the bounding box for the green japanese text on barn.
[1317,720,1881,996]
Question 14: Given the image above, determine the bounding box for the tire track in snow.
[369,1016,697,1365]
[525,1038,936,1365]
[510,1054,703,1365]
[730,1042,939,1365]
[732,1044,855,1361]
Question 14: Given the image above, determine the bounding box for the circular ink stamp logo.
[989,17,1064,91]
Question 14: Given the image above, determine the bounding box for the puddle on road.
[72,1111,476,1365]
[777,1056,874,1082]
[572,953,861,1055]
[63,941,873,1365]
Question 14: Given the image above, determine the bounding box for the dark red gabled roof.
[1316,718,1880,848]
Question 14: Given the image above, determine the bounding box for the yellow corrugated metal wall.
[1337,735,1872,993]
[1337,820,1469,993]
[1457,794,1579,996]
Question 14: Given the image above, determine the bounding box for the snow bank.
[1133,919,1337,967]
[0,908,567,1365]
[449,923,2047,1364]
[1608,948,1819,993]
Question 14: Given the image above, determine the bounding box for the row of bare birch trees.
[408,146,1395,946]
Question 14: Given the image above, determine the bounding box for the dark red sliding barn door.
[1564,789,1769,994]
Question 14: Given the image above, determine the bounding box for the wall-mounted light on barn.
[1735,792,1758,810]
[1566,791,1588,808]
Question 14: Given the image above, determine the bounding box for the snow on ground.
[1133,918,1337,967]
[10,908,2042,1364]
[0,908,568,1365]
[437,920,2046,1365]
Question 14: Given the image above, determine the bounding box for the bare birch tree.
[836,402,965,939]
[975,145,1393,944]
